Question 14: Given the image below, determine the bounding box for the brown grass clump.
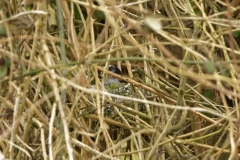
[0,0,240,159]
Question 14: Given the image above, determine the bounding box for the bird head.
[99,65,125,85]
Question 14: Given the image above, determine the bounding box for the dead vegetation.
[0,0,240,159]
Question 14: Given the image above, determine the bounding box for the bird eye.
[98,71,102,79]
[108,65,115,72]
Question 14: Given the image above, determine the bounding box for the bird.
[98,65,148,117]
[96,65,148,141]
[98,65,131,99]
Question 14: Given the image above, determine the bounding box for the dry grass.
[0,0,240,159]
